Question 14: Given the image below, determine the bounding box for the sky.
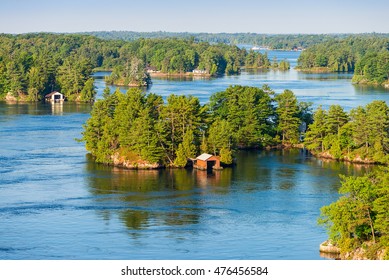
[0,0,388,34]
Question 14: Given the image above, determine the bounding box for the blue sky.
[0,0,388,34]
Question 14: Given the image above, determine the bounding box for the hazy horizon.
[1,0,388,34]
[3,30,389,36]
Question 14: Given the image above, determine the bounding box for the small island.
[83,83,389,170]
[81,85,311,169]
[81,83,389,260]
[2,31,389,261]
[296,36,389,87]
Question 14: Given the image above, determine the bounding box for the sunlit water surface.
[0,51,386,259]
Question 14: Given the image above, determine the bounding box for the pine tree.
[326,105,348,135]
[275,90,301,145]
[319,174,379,252]
[103,86,111,99]
[208,119,233,155]
[174,143,188,167]
[200,131,208,154]
[304,106,328,152]
[350,106,370,156]
[220,147,233,165]
[181,129,197,159]
[80,78,96,102]
[365,101,389,159]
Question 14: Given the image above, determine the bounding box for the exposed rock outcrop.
[111,152,162,169]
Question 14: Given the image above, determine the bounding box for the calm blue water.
[94,51,389,111]
[1,51,386,260]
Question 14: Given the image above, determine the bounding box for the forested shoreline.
[319,168,389,260]
[80,31,389,50]
[297,36,389,87]
[83,83,389,169]
[2,31,389,260]
[1,33,388,102]
[305,101,389,164]
[81,85,311,168]
[0,33,282,102]
[81,84,389,260]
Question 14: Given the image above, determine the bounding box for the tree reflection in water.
[84,155,233,235]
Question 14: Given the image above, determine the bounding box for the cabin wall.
[208,156,221,168]
[197,160,207,169]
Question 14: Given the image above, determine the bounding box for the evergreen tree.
[161,94,202,159]
[326,105,349,135]
[208,119,233,155]
[275,90,301,145]
[305,106,328,152]
[181,129,197,159]
[220,147,233,165]
[278,59,290,70]
[82,98,117,162]
[200,132,208,154]
[174,144,188,167]
[365,101,389,159]
[103,86,111,99]
[209,85,275,148]
[350,106,370,156]
[319,169,389,258]
[80,78,96,102]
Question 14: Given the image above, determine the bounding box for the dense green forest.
[352,50,389,86]
[297,36,389,86]
[0,33,102,102]
[319,168,389,259]
[81,85,311,168]
[80,31,389,50]
[2,32,389,102]
[304,101,389,164]
[0,33,277,101]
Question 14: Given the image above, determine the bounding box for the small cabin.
[45,91,64,103]
[146,66,160,73]
[192,69,207,75]
[193,153,222,170]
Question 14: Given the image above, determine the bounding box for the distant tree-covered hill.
[78,31,389,50]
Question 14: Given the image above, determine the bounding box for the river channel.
[0,50,387,259]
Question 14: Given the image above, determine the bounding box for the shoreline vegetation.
[297,36,389,87]
[6,32,389,103]
[80,84,389,260]
[81,85,312,170]
[319,168,389,260]
[0,33,295,101]
[305,102,389,166]
[148,72,211,78]
[2,31,389,260]
[294,66,333,73]
[79,31,389,51]
[82,84,389,170]
[307,101,389,259]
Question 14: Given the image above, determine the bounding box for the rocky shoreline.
[4,92,30,102]
[319,240,388,260]
[311,150,379,165]
[294,67,333,73]
[111,152,163,169]
[149,72,211,78]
